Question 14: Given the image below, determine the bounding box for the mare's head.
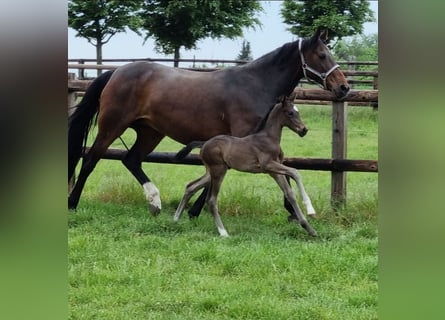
[276,92,308,137]
[300,29,350,99]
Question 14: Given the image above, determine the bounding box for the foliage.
[68,0,142,72]
[68,0,142,46]
[138,0,262,66]
[236,39,253,63]
[280,0,375,42]
[333,33,378,62]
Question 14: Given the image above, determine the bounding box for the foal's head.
[275,92,308,137]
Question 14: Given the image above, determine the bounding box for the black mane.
[243,41,300,71]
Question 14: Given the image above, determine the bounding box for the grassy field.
[69,105,378,319]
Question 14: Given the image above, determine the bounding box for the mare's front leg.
[122,126,164,215]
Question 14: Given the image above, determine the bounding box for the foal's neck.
[261,111,284,144]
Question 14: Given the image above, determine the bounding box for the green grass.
[69,105,378,319]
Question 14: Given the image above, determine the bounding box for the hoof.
[308,213,317,219]
[301,221,317,237]
[148,203,161,216]
[143,182,162,216]
[68,198,77,211]
[288,214,298,222]
[188,210,200,219]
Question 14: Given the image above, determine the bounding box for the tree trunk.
[173,46,180,68]
[96,40,103,76]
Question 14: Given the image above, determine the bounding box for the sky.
[68,1,378,75]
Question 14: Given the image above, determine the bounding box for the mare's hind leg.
[174,173,211,222]
[188,186,208,219]
[269,173,317,237]
[206,165,229,237]
[283,176,297,220]
[122,125,165,215]
[68,128,125,210]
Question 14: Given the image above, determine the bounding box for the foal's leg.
[122,126,164,215]
[290,171,316,217]
[269,173,317,237]
[174,173,211,222]
[206,166,229,237]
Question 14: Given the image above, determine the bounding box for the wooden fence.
[68,62,378,208]
[68,58,378,90]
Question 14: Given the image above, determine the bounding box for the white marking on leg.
[293,170,316,216]
[218,228,229,237]
[143,182,161,215]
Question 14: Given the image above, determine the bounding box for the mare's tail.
[174,141,206,161]
[68,70,114,181]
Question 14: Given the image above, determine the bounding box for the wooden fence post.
[68,73,77,115]
[331,100,348,209]
[77,59,85,79]
[68,72,76,193]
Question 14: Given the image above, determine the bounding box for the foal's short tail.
[68,70,114,181]
[174,141,206,161]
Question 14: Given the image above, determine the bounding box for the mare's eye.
[319,53,326,59]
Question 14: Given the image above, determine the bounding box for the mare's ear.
[319,29,328,43]
[310,28,328,45]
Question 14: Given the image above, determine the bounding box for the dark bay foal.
[173,94,317,237]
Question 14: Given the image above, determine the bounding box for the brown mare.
[173,94,317,237]
[68,29,349,216]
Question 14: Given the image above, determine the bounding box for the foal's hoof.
[308,213,318,219]
[301,221,317,237]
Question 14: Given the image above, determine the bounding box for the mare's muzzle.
[334,84,350,99]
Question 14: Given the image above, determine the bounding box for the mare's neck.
[244,41,304,97]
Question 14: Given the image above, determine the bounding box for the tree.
[280,0,374,43]
[333,33,378,62]
[139,0,262,67]
[68,0,142,75]
[236,40,253,63]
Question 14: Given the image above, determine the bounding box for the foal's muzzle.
[298,127,308,137]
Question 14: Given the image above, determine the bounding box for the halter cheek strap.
[299,38,340,90]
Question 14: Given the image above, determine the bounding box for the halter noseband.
[299,38,339,90]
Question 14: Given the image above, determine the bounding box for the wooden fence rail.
[68,70,378,208]
[68,59,378,89]
[89,148,377,173]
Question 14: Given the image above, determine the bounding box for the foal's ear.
[277,95,286,103]
[289,91,297,101]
